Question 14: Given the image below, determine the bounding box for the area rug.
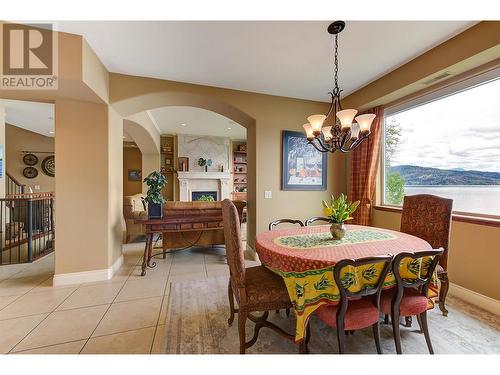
[161,276,500,354]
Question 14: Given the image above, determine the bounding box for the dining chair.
[400,194,452,317]
[268,218,304,231]
[221,199,294,354]
[305,216,332,226]
[308,255,393,354]
[381,249,443,354]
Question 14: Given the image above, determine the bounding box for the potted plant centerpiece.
[143,171,167,219]
[322,193,360,240]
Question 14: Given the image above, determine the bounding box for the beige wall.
[123,146,142,196]
[107,107,123,268]
[109,74,347,252]
[0,106,4,198]
[342,21,500,300]
[5,124,55,192]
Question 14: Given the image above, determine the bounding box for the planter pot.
[330,223,347,240]
[148,202,163,219]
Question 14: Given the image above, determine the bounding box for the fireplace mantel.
[177,171,231,201]
[177,171,231,180]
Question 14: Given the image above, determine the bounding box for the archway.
[111,90,257,257]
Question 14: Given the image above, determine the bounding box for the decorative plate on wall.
[23,153,38,166]
[41,155,55,177]
[23,167,38,179]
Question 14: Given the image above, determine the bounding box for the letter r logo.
[2,23,53,75]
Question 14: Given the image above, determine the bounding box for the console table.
[135,214,224,276]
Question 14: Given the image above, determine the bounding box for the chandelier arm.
[324,92,335,119]
[309,139,329,153]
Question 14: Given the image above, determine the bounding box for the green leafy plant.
[143,171,167,205]
[322,193,360,224]
[197,195,215,202]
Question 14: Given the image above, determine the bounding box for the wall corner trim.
[52,254,124,287]
[448,282,500,317]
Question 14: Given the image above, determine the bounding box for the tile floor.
[1,240,498,354]
[0,241,257,354]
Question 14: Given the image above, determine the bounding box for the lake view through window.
[383,77,500,216]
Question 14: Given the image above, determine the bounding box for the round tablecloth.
[255,224,434,342]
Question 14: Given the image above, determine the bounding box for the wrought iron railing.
[0,193,55,265]
[6,172,26,196]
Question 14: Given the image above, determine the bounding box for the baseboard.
[53,254,124,287]
[244,243,258,261]
[448,282,500,316]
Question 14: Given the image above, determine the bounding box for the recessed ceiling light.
[49,131,54,134]
[227,127,232,130]
[181,123,186,126]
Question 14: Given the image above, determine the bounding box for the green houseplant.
[143,171,167,219]
[322,193,360,240]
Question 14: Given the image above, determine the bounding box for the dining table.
[255,224,438,342]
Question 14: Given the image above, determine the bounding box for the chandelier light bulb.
[355,113,376,133]
[303,123,315,140]
[336,109,358,130]
[321,126,333,141]
[350,123,361,140]
[307,114,326,134]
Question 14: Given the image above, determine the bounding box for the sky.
[385,78,500,173]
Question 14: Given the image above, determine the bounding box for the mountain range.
[390,165,500,185]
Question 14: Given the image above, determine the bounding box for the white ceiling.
[54,21,476,102]
[0,99,55,137]
[149,106,246,139]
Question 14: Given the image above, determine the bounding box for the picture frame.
[128,169,142,181]
[281,130,327,191]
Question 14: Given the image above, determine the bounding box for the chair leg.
[438,272,449,317]
[416,314,423,333]
[372,322,382,354]
[238,311,248,354]
[391,311,402,354]
[404,316,412,327]
[227,281,235,325]
[336,325,346,354]
[419,311,434,354]
[299,323,310,354]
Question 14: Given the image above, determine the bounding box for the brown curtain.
[348,106,384,226]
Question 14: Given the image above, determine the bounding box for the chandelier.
[303,21,375,153]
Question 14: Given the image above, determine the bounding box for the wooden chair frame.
[389,249,443,354]
[223,200,294,354]
[304,216,332,226]
[304,255,392,354]
[268,218,304,231]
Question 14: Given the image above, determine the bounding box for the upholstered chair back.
[222,199,246,288]
[400,194,452,270]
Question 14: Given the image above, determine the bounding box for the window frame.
[380,66,500,220]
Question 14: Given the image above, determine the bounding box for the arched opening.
[112,91,257,257]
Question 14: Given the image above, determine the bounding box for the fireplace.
[192,191,218,202]
[177,171,231,202]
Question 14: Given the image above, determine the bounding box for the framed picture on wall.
[128,169,142,181]
[281,130,327,191]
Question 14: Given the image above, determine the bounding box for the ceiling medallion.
[303,21,375,153]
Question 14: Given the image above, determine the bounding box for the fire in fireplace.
[192,191,218,202]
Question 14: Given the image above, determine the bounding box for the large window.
[382,72,500,217]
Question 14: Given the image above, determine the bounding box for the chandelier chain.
[334,33,339,92]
